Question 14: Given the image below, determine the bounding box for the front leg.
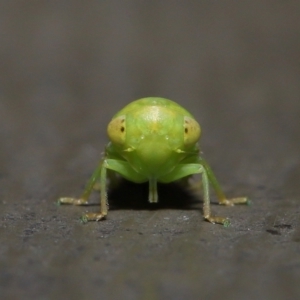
[57,159,108,222]
[200,166,230,227]
[80,161,108,223]
[198,157,249,206]
[160,163,230,226]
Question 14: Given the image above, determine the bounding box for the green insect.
[58,97,248,226]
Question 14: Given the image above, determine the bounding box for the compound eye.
[183,116,201,146]
[107,115,126,145]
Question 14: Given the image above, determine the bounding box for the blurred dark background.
[1,1,300,299]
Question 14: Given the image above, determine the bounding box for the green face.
[107,98,201,180]
[58,97,249,226]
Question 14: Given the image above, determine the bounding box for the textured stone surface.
[1,2,300,299]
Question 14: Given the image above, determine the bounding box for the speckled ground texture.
[1,2,300,300]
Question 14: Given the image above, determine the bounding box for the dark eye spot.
[185,128,188,134]
[121,119,125,123]
[120,126,125,132]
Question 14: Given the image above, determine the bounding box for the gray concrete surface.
[1,2,300,299]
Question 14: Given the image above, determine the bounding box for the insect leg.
[80,161,108,222]
[200,165,230,226]
[148,177,158,203]
[159,163,229,226]
[199,157,249,206]
[57,160,103,206]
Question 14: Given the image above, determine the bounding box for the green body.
[106,98,201,199]
[58,97,248,226]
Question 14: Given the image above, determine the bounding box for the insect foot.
[57,197,88,206]
[205,216,230,227]
[80,213,107,224]
[219,197,250,206]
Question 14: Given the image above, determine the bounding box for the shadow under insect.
[106,179,200,211]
